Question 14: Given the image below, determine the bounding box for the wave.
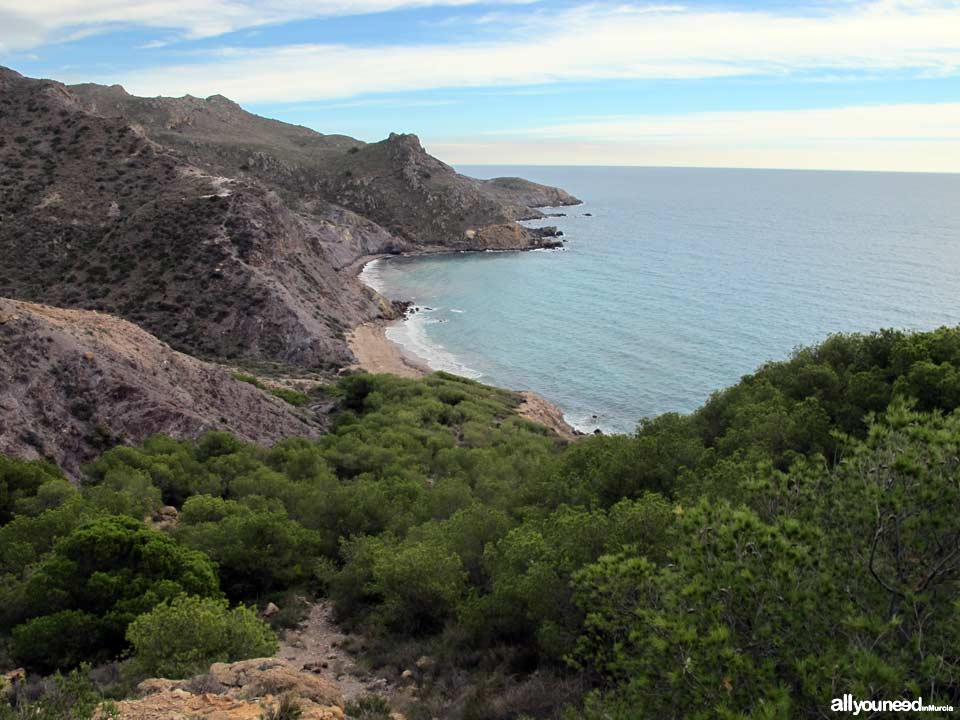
[385,309,482,380]
[358,258,388,294]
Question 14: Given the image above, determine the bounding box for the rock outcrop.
[111,658,347,719]
[0,298,322,476]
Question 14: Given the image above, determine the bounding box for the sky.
[1,0,959,171]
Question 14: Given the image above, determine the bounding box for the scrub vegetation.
[2,328,960,718]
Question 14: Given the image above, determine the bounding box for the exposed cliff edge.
[0,66,580,369]
[0,298,323,476]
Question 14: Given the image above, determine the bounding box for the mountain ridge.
[0,67,580,370]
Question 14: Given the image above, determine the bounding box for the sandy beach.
[346,320,430,378]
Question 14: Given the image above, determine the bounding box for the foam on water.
[384,308,482,380]
[358,258,387,294]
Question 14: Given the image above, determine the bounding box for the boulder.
[208,658,343,707]
[262,602,280,618]
[111,690,344,720]
[1,668,25,699]
[115,658,349,720]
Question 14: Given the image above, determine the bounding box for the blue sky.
[2,0,959,171]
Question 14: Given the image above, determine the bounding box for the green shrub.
[175,508,324,598]
[8,516,220,672]
[345,695,391,720]
[268,387,311,406]
[127,595,278,679]
[0,455,65,524]
[0,664,117,720]
[232,372,266,389]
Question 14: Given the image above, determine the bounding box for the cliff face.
[0,67,580,369]
[0,67,394,368]
[0,298,323,477]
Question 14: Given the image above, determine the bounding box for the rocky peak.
[386,132,424,149]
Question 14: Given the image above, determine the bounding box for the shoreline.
[347,254,581,441]
[345,319,431,379]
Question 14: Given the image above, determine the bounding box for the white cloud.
[427,103,960,172]
[63,1,960,102]
[509,103,960,142]
[0,0,537,52]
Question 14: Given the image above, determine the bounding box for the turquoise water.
[361,167,960,434]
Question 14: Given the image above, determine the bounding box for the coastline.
[347,254,580,441]
[346,319,431,379]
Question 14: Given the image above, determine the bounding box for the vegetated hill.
[0,67,579,368]
[0,298,323,476]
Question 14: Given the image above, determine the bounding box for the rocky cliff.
[0,67,579,369]
[0,298,323,476]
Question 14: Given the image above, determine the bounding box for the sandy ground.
[346,321,430,379]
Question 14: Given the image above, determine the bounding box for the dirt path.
[276,601,398,702]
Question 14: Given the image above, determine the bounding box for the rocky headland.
[0,66,579,371]
[0,65,581,466]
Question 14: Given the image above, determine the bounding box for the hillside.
[3,329,960,718]
[67,82,579,243]
[0,67,579,369]
[0,298,323,476]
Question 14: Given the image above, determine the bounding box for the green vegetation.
[232,372,313,406]
[2,328,960,718]
[6,516,219,673]
[0,664,117,720]
[126,595,277,679]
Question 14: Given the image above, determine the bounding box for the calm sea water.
[361,167,960,434]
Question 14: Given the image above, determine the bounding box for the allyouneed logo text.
[832,695,954,715]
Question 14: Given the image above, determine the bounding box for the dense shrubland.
[2,328,960,718]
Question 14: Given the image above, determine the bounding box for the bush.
[0,456,65,524]
[268,387,311,407]
[175,508,324,598]
[127,595,278,679]
[0,664,117,720]
[8,516,220,672]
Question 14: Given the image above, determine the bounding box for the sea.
[360,166,960,434]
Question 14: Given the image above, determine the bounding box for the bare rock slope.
[0,298,322,476]
[67,83,581,246]
[0,66,579,369]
